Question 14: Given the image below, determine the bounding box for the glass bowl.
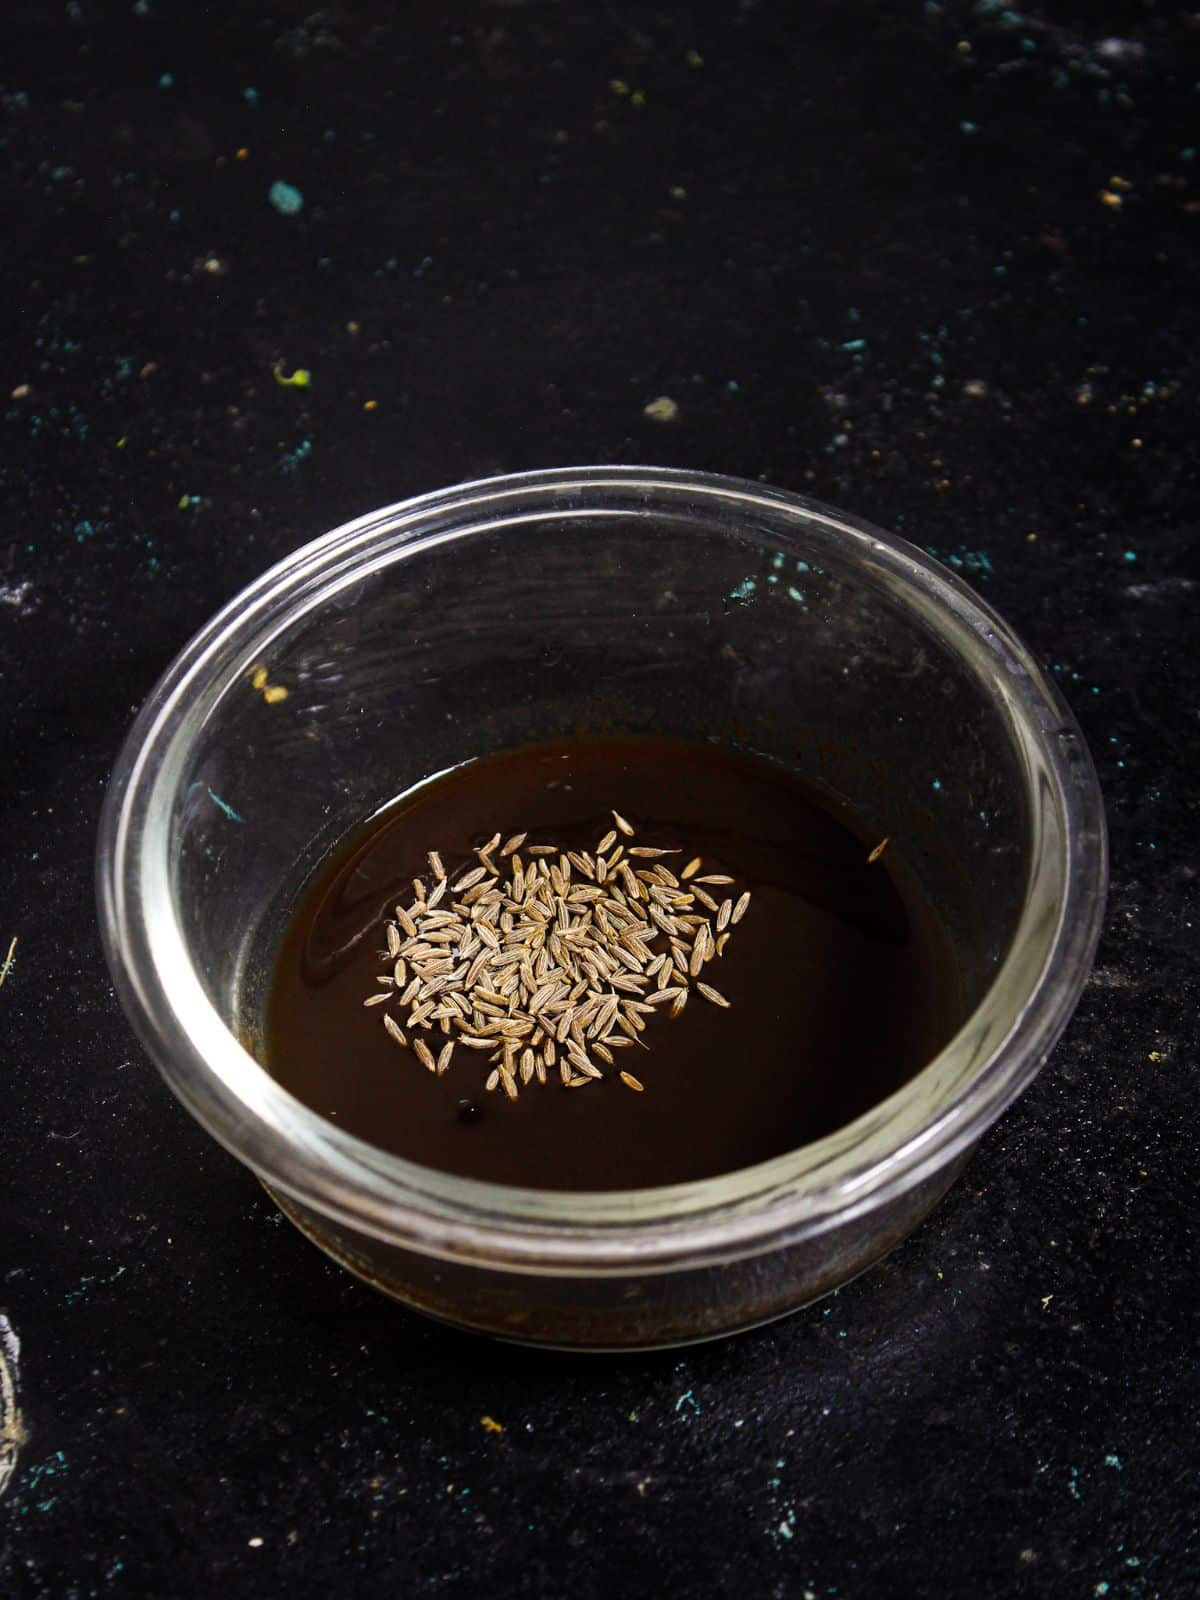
[96,467,1107,1348]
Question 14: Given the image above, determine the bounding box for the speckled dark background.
[2,2,1198,1596]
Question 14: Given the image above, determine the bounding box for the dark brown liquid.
[265,738,962,1191]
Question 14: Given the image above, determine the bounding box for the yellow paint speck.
[643,395,679,423]
[480,1415,503,1434]
[273,364,312,388]
[1099,190,1123,209]
[250,665,288,704]
[363,399,378,411]
[236,147,250,160]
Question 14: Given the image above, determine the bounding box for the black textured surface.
[2,4,1198,1596]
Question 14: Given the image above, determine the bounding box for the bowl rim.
[96,466,1108,1275]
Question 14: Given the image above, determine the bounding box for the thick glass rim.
[96,467,1107,1275]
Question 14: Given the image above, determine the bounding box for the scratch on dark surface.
[1087,967,1148,994]
[1124,577,1197,601]
[0,936,16,988]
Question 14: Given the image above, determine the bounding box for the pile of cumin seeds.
[362,809,750,1099]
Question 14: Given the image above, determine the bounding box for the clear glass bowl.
[96,467,1107,1348]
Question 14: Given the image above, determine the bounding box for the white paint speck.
[1096,38,1145,63]
[0,581,36,617]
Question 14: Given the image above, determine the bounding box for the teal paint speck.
[730,576,756,603]
[280,437,312,474]
[787,586,805,603]
[841,338,866,352]
[795,560,810,572]
[931,780,942,792]
[1123,550,1137,562]
[158,73,173,89]
[268,180,304,216]
[1104,1454,1122,1470]
[208,788,245,823]
[960,120,978,134]
[244,86,260,105]
[772,552,784,570]
[64,1267,126,1306]
[675,1390,700,1415]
